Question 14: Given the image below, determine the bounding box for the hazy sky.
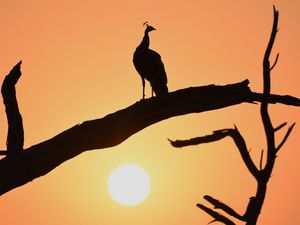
[0,1,299,224]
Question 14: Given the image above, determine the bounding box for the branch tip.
[2,61,24,156]
[203,195,245,221]
[259,150,264,170]
[270,53,279,71]
[233,124,238,130]
[167,138,181,148]
[276,123,296,153]
[274,122,287,132]
[273,5,279,15]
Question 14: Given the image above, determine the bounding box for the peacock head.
[143,21,156,33]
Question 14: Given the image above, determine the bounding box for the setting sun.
[107,164,151,206]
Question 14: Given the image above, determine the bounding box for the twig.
[196,204,236,225]
[270,53,279,71]
[168,129,232,148]
[204,195,245,221]
[275,123,296,153]
[259,150,264,171]
[274,122,287,132]
[169,127,260,179]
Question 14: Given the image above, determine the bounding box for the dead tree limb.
[169,6,294,225]
[203,195,245,221]
[197,203,235,225]
[0,71,299,196]
[169,127,259,179]
[243,6,281,225]
[1,61,24,156]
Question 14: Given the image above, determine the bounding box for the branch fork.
[169,6,296,225]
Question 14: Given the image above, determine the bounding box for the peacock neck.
[138,31,150,49]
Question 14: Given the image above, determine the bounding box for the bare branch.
[261,5,279,177]
[1,61,24,156]
[169,127,260,179]
[0,62,299,195]
[196,204,236,225]
[230,127,261,179]
[274,122,287,132]
[276,123,296,153]
[259,150,264,170]
[168,129,232,148]
[245,7,280,225]
[270,53,279,71]
[204,195,245,221]
[0,79,259,195]
[263,6,279,66]
[250,92,300,107]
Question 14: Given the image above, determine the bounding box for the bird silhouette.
[133,22,168,99]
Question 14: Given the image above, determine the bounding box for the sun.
[107,164,151,206]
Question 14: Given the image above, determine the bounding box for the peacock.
[133,22,168,99]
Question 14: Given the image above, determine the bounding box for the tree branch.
[196,204,236,225]
[169,6,294,225]
[261,5,279,178]
[1,61,24,156]
[203,195,245,221]
[168,129,232,147]
[270,53,279,71]
[275,123,296,153]
[274,122,287,132]
[259,150,264,171]
[0,75,299,195]
[245,6,281,225]
[169,127,260,179]
[249,92,300,106]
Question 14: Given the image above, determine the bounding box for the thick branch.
[1,61,24,156]
[0,78,299,195]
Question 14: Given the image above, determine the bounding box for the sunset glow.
[0,1,300,225]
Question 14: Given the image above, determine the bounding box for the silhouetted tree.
[169,6,293,225]
[0,6,299,225]
[133,22,168,99]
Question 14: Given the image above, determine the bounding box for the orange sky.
[0,1,299,224]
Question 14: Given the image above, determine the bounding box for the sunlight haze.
[0,1,299,224]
